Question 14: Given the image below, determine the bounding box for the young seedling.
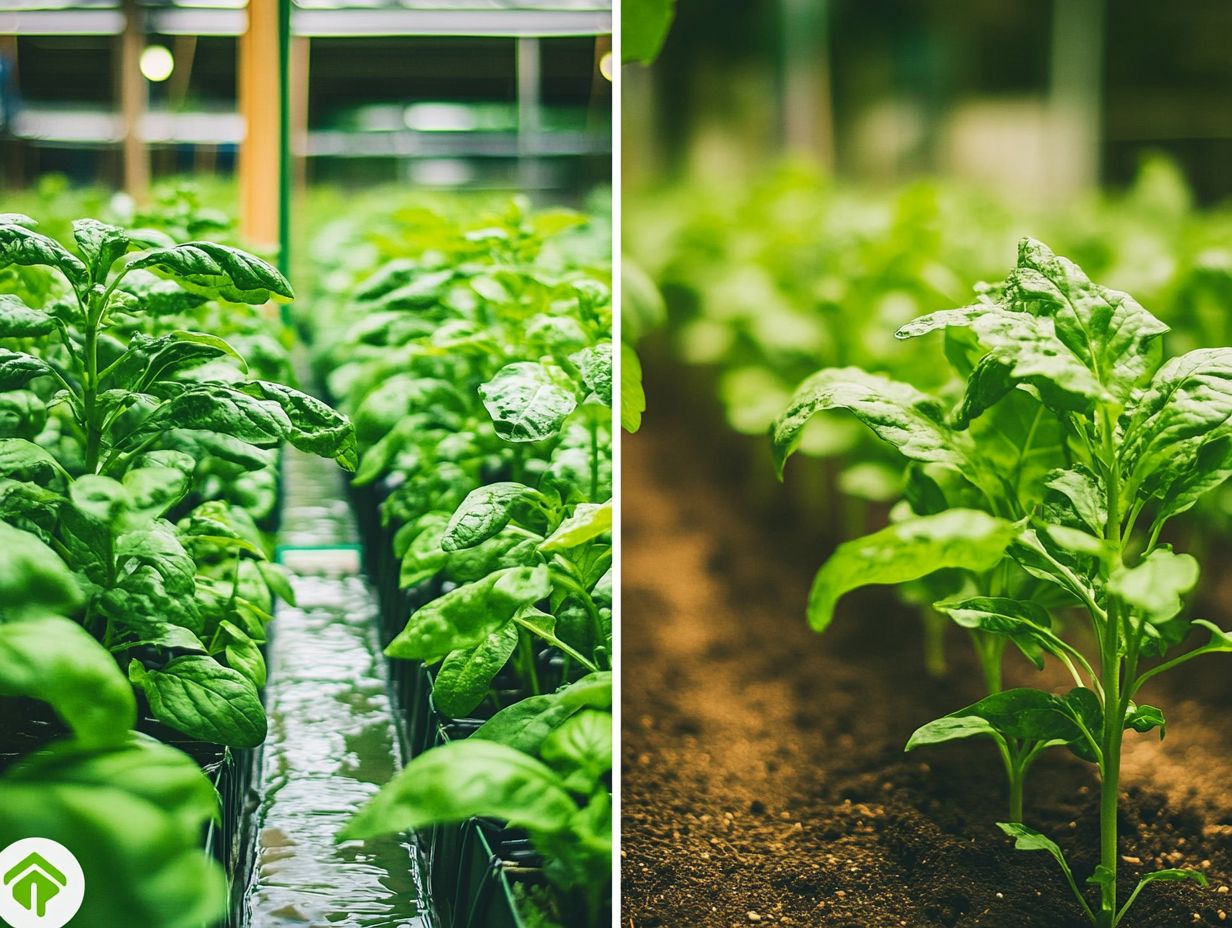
[782,238,1232,926]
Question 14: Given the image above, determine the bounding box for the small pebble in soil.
[746,912,761,922]
[1220,886,1230,893]
[1123,855,1142,864]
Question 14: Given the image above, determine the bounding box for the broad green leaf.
[0,348,53,390]
[129,656,267,748]
[808,509,1018,632]
[341,740,576,840]
[73,218,130,281]
[221,620,267,688]
[906,715,997,750]
[386,565,551,661]
[0,220,89,290]
[6,733,218,839]
[1043,466,1106,536]
[479,361,578,443]
[128,241,293,304]
[474,671,612,754]
[1122,348,1232,506]
[621,341,647,433]
[0,390,47,440]
[1008,237,1168,401]
[934,596,1053,669]
[540,500,612,552]
[432,621,520,718]
[441,482,542,552]
[623,0,676,64]
[246,381,358,470]
[1109,548,1198,625]
[0,616,136,744]
[107,330,247,392]
[773,368,964,478]
[0,437,68,483]
[123,465,192,520]
[541,709,612,783]
[1156,433,1232,524]
[0,522,82,619]
[1124,703,1165,739]
[0,293,55,337]
[144,384,290,447]
[0,746,227,928]
[575,342,613,406]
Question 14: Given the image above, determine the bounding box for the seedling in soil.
[778,238,1232,926]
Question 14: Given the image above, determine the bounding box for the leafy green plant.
[776,238,1232,926]
[0,213,355,748]
[0,520,226,927]
[309,197,612,926]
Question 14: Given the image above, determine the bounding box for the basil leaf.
[128,241,293,304]
[0,522,82,619]
[808,509,1018,632]
[432,621,520,718]
[0,616,136,744]
[245,380,358,470]
[1109,547,1199,626]
[341,740,576,840]
[540,500,612,552]
[0,220,89,290]
[441,482,543,552]
[0,293,55,337]
[386,565,551,661]
[128,656,267,748]
[773,367,965,478]
[0,348,53,390]
[479,361,578,443]
[73,218,131,281]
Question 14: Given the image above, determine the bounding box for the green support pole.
[278,0,293,325]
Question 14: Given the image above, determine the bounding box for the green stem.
[517,628,542,696]
[922,608,948,679]
[588,415,600,501]
[82,293,102,473]
[1008,759,1025,824]
[1097,405,1124,928]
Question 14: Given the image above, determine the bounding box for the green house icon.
[4,852,68,917]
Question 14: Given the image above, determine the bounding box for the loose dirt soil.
[621,379,1232,928]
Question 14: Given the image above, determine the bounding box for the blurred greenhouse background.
[625,0,1232,202]
[0,0,612,203]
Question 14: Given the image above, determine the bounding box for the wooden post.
[239,0,281,248]
[290,36,310,190]
[120,0,150,202]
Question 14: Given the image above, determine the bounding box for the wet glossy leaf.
[129,241,293,304]
[432,622,520,718]
[129,656,267,748]
[479,362,578,443]
[342,740,575,840]
[386,565,551,661]
[0,616,135,744]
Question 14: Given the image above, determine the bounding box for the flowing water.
[243,446,432,927]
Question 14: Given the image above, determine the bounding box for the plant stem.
[1008,759,1025,823]
[922,609,948,679]
[1097,406,1124,928]
[82,293,102,473]
[588,414,600,501]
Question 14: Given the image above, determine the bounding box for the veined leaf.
[773,367,965,478]
[432,622,520,718]
[0,293,56,338]
[0,219,89,290]
[129,241,293,304]
[73,218,131,281]
[341,740,576,841]
[386,565,551,660]
[540,500,612,552]
[0,348,53,390]
[246,380,358,470]
[807,509,1018,632]
[0,521,82,619]
[479,362,578,443]
[129,656,267,748]
[441,482,543,552]
[1109,547,1198,625]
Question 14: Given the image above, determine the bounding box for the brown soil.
[620,381,1232,928]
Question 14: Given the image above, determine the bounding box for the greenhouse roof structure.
[0,0,612,36]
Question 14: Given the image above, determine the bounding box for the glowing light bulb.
[140,45,174,83]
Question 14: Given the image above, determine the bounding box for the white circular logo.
[0,839,85,928]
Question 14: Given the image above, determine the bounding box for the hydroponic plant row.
[302,195,614,928]
[0,192,356,926]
